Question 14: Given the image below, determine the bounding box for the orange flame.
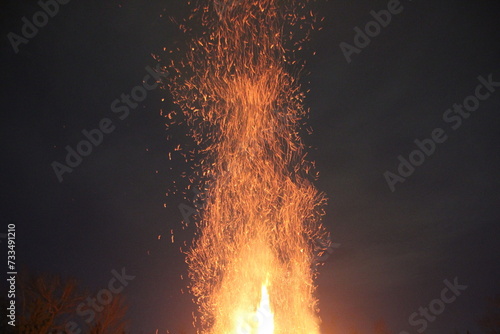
[234,280,274,334]
[167,1,328,333]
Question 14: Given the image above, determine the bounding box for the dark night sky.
[1,0,499,333]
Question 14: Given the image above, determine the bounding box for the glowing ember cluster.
[167,1,328,333]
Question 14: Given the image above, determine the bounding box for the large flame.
[167,1,329,333]
[235,280,274,334]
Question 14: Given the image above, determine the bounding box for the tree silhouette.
[478,294,500,334]
[18,271,83,333]
[16,270,131,334]
[88,294,129,334]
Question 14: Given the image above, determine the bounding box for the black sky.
[1,0,499,333]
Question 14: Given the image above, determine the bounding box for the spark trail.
[167,1,329,333]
